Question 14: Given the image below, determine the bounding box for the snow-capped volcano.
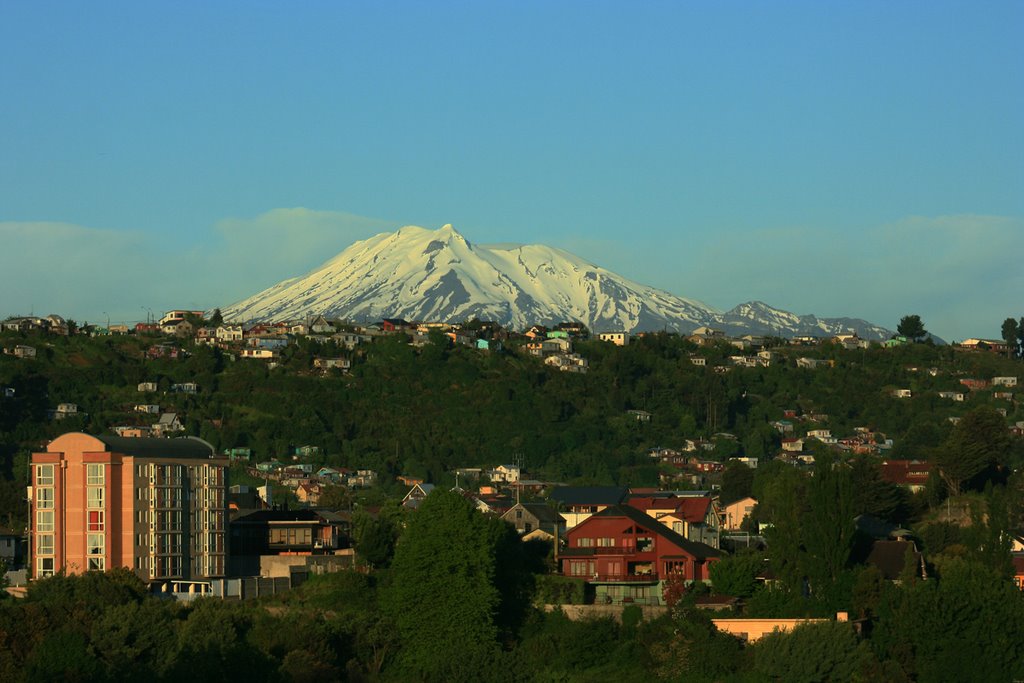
[220,224,893,339]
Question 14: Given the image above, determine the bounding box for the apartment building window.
[88,557,105,571]
[87,533,104,557]
[36,487,53,509]
[36,534,53,555]
[35,465,53,486]
[87,510,104,532]
[37,557,54,578]
[36,510,54,532]
[87,487,104,509]
[86,464,104,485]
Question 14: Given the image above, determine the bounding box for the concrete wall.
[542,604,668,623]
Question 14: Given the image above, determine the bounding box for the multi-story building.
[29,432,227,586]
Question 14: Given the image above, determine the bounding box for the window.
[515,510,523,519]
[37,557,54,578]
[598,537,615,547]
[36,487,53,509]
[88,510,104,531]
[524,523,532,533]
[664,560,686,575]
[87,534,104,556]
[87,464,104,485]
[35,465,53,486]
[36,534,53,555]
[87,487,104,509]
[36,510,54,532]
[577,537,594,548]
[88,557,105,571]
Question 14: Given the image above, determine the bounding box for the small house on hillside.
[402,483,435,510]
[501,503,565,535]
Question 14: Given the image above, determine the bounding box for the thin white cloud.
[0,209,401,324]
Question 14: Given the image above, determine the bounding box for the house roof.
[550,486,629,506]
[233,509,338,525]
[512,503,564,525]
[94,434,214,459]
[588,505,721,560]
[879,459,932,486]
[866,540,922,580]
[627,495,713,523]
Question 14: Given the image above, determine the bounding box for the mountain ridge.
[220,224,895,339]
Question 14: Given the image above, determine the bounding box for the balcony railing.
[590,572,660,583]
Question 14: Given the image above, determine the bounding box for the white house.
[597,332,629,346]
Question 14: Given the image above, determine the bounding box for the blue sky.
[1,1,1021,340]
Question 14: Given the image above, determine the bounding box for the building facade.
[30,432,228,585]
[560,505,721,605]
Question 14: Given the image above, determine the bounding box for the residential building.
[880,459,932,493]
[721,497,757,531]
[153,413,184,436]
[501,503,565,536]
[228,509,351,578]
[159,310,206,326]
[402,483,436,509]
[29,432,227,586]
[560,505,721,605]
[12,345,37,359]
[627,495,721,548]
[993,376,1018,387]
[597,332,629,346]
[549,486,629,528]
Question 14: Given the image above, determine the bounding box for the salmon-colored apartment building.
[30,432,228,585]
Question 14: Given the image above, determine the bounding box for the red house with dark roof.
[880,459,932,493]
[560,505,721,605]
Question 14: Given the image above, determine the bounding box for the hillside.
[2,329,1022,525]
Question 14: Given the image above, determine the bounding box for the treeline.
[3,489,1023,682]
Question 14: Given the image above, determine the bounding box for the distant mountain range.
[221,224,895,339]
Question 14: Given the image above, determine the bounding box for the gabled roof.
[627,495,713,523]
[505,503,564,525]
[866,540,923,580]
[550,486,629,506]
[586,505,721,560]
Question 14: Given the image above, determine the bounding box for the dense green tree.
[873,557,1024,681]
[1002,317,1020,359]
[751,620,876,682]
[381,490,530,681]
[356,516,399,569]
[934,406,1011,496]
[720,459,755,505]
[896,315,927,342]
[708,551,764,598]
[849,455,907,522]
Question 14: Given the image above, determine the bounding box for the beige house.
[721,497,757,531]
